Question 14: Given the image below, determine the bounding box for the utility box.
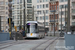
[0,32,10,42]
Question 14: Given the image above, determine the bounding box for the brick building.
[49,1,59,31]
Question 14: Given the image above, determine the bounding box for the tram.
[26,21,45,38]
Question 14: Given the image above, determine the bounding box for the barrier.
[65,34,75,50]
[0,32,10,42]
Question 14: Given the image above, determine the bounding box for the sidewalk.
[55,37,68,50]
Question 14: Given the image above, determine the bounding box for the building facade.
[12,0,37,30]
[36,0,49,32]
[0,0,8,31]
[71,0,75,26]
[58,0,68,31]
[49,0,59,31]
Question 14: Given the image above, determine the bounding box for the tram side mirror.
[35,24,37,29]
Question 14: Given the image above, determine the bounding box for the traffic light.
[8,18,12,24]
[11,22,14,27]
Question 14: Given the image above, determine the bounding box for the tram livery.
[26,21,45,38]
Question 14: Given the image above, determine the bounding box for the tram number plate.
[31,33,33,36]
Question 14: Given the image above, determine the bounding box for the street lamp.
[61,8,62,36]
[67,0,71,34]
[50,10,56,36]
[44,11,46,34]
[23,0,26,31]
[0,16,1,31]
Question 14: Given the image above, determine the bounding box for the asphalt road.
[0,36,59,50]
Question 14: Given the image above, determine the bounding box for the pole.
[32,6,34,21]
[0,16,1,31]
[67,0,70,33]
[54,10,55,36]
[65,6,67,33]
[44,11,45,34]
[28,10,29,21]
[20,4,22,30]
[23,0,25,31]
[61,8,62,36]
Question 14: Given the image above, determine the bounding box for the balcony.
[50,10,58,14]
[50,0,58,2]
[50,20,58,22]
[8,0,12,2]
[8,7,12,12]
[72,6,75,9]
[72,0,75,2]
[8,2,12,7]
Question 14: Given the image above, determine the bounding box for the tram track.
[32,37,59,50]
[0,40,30,49]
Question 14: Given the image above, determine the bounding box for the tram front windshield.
[27,23,38,33]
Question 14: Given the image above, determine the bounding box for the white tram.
[26,21,45,38]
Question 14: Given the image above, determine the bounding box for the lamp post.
[50,10,56,36]
[44,11,46,34]
[23,0,26,31]
[0,16,1,31]
[67,0,70,34]
[61,8,62,36]
[19,4,22,30]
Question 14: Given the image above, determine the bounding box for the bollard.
[15,32,17,41]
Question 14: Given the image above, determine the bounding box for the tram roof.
[27,21,38,23]
[27,21,43,24]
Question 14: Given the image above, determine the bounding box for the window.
[17,21,19,24]
[6,12,8,14]
[60,0,64,2]
[6,7,8,10]
[40,5,42,8]
[17,5,20,9]
[61,11,64,15]
[46,0,48,2]
[59,18,65,22]
[40,0,42,2]
[60,5,64,8]
[43,0,45,2]
[0,6,5,10]
[39,11,41,14]
[37,11,39,14]
[17,15,20,19]
[37,5,39,9]
[17,0,19,4]
[72,22,75,25]
[65,0,68,2]
[27,0,32,3]
[72,9,75,13]
[46,4,48,8]
[46,16,48,20]
[40,17,42,20]
[27,4,32,8]
[6,2,8,5]
[20,0,22,3]
[36,17,38,20]
[46,10,48,14]
[72,16,75,19]
[43,4,45,8]
[45,22,48,26]
[37,0,39,3]
[0,1,4,5]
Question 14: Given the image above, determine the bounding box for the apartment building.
[36,0,49,32]
[49,0,59,31]
[0,0,8,31]
[12,0,37,30]
[71,0,75,26]
[59,0,68,30]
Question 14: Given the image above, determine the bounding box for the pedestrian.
[22,29,26,39]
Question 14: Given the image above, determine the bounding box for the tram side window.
[35,24,38,33]
[27,24,30,33]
